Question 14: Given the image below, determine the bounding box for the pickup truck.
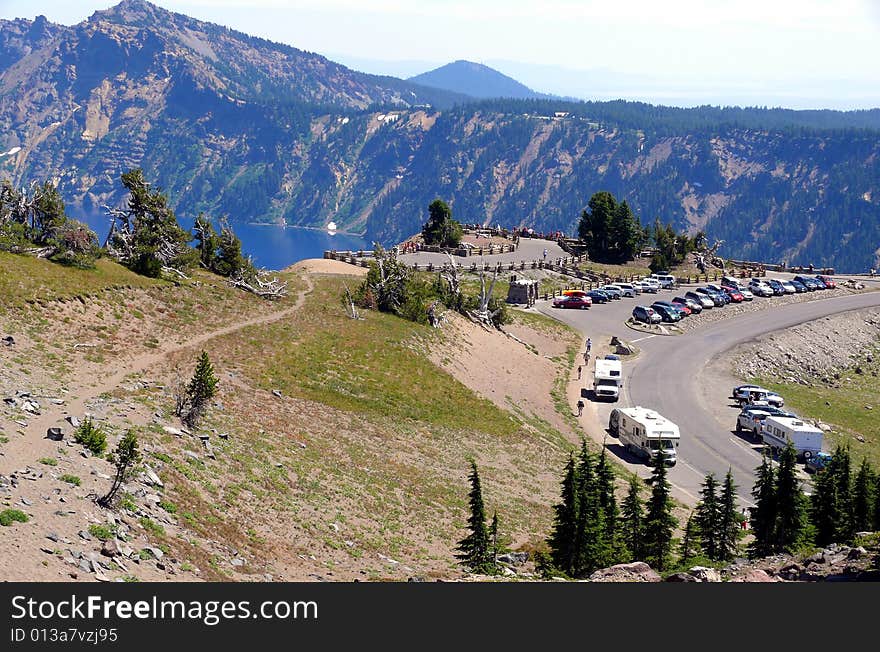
[735,408,774,441]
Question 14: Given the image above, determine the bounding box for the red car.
[721,285,744,302]
[553,295,592,309]
[816,275,836,289]
[670,300,692,315]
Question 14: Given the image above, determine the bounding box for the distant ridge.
[409,60,547,100]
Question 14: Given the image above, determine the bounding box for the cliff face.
[2,1,879,271]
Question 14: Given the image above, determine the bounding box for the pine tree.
[873,474,880,531]
[774,442,808,554]
[831,446,854,543]
[810,460,839,547]
[177,351,219,428]
[621,477,644,561]
[678,511,699,562]
[595,447,621,564]
[456,461,492,574]
[421,199,462,248]
[852,459,873,534]
[193,213,219,270]
[573,443,605,577]
[643,451,677,571]
[695,473,720,560]
[749,454,777,558]
[98,430,141,508]
[215,222,248,278]
[488,510,500,575]
[547,453,580,575]
[717,469,740,561]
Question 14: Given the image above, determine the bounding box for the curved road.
[536,283,880,505]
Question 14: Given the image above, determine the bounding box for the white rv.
[593,356,622,401]
[761,416,823,460]
[609,406,680,466]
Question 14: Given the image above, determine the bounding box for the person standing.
[576,399,584,417]
[543,248,548,261]
[577,365,582,380]
[586,338,592,353]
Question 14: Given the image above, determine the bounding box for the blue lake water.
[78,213,371,271]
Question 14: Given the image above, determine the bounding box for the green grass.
[88,524,117,541]
[756,363,880,468]
[0,252,161,309]
[60,474,81,486]
[139,517,166,537]
[38,457,58,466]
[229,276,519,436]
[0,509,29,526]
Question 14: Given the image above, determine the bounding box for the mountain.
[1,1,879,271]
[409,60,545,100]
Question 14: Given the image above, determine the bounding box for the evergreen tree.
[873,474,880,531]
[643,451,677,571]
[678,511,699,562]
[547,453,580,575]
[717,469,740,561]
[421,198,462,247]
[852,459,873,535]
[98,430,141,508]
[573,442,605,577]
[488,510,504,575]
[193,213,219,270]
[177,351,219,428]
[695,473,720,560]
[749,454,777,558]
[595,447,621,563]
[456,461,492,574]
[621,477,644,561]
[609,200,643,263]
[774,442,808,554]
[215,222,248,278]
[810,460,839,547]
[831,446,854,543]
[578,191,616,262]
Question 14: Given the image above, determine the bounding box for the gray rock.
[666,572,699,582]
[45,427,64,441]
[729,569,777,582]
[847,546,867,560]
[77,530,92,541]
[46,533,60,543]
[689,566,722,582]
[272,389,283,398]
[66,415,81,428]
[497,552,529,565]
[20,497,32,506]
[231,558,245,567]
[588,561,661,583]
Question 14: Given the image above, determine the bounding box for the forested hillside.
[1,1,879,271]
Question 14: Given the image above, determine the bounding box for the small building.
[506,276,539,306]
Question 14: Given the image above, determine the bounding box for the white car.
[613,283,639,297]
[634,280,658,294]
[748,280,774,297]
[732,384,785,408]
[738,287,754,300]
[780,280,796,294]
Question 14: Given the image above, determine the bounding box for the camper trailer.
[761,416,823,460]
[593,356,622,401]
[608,406,680,466]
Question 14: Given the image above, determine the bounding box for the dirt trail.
[2,274,314,471]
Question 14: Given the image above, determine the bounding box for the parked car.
[811,276,828,289]
[721,275,744,289]
[685,290,714,308]
[720,286,744,302]
[613,283,639,297]
[651,303,682,322]
[672,296,701,313]
[748,279,774,297]
[633,280,658,294]
[732,384,785,408]
[805,451,833,473]
[793,275,821,291]
[650,273,677,289]
[779,280,796,294]
[695,287,726,306]
[737,286,754,300]
[736,407,775,441]
[632,306,662,324]
[658,300,691,316]
[553,295,591,309]
[586,290,610,304]
[740,404,796,418]
[790,279,808,293]
[816,275,836,289]
[766,279,787,296]
[601,285,623,300]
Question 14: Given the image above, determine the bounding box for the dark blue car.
[587,290,610,304]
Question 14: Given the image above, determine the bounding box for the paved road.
[536,283,880,505]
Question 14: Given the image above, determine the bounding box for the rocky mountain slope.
[2,1,879,271]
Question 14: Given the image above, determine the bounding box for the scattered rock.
[272,389,283,398]
[66,415,81,428]
[2,335,15,346]
[162,426,184,437]
[729,569,777,582]
[45,427,64,441]
[77,530,92,541]
[46,533,60,543]
[588,561,661,582]
[497,552,529,566]
[666,572,699,582]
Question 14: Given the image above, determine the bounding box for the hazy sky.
[2,0,879,109]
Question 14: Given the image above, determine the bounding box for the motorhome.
[761,416,823,460]
[593,356,622,401]
[608,406,680,466]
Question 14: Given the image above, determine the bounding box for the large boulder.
[688,566,722,582]
[729,569,778,582]
[588,561,661,582]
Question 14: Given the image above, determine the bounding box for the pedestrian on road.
[543,248,548,261]
[576,399,584,417]
[577,365,582,380]
[584,351,589,364]
[586,338,592,353]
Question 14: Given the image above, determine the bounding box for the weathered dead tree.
[342,282,362,319]
[693,238,725,273]
[441,252,462,301]
[228,266,289,300]
[467,268,501,329]
[427,299,446,328]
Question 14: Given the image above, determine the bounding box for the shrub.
[60,474,81,486]
[39,457,58,466]
[158,500,177,514]
[0,509,29,526]
[139,517,166,537]
[73,417,107,455]
[88,523,117,541]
